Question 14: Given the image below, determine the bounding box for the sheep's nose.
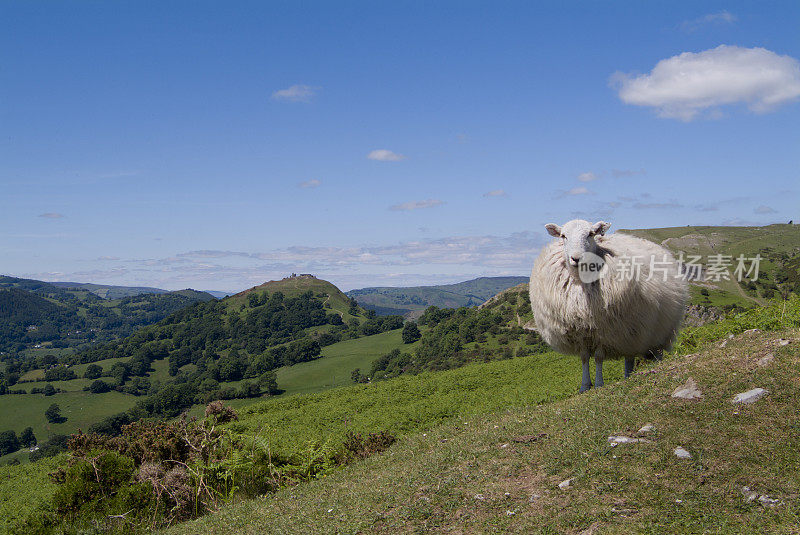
[570,255,581,264]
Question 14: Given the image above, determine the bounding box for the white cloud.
[566,187,590,196]
[754,205,777,214]
[612,45,800,121]
[97,256,121,261]
[367,149,406,162]
[271,84,318,102]
[38,212,64,219]
[483,189,507,197]
[679,11,736,33]
[299,179,321,188]
[577,172,598,182]
[389,199,444,211]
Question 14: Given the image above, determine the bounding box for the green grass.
[0,391,137,463]
[165,326,800,535]
[275,328,415,397]
[0,455,64,532]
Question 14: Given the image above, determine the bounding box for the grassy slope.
[621,223,800,308]
[0,455,63,532]
[168,327,800,535]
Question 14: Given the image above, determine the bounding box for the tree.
[20,427,36,448]
[89,380,111,394]
[45,403,64,423]
[84,363,103,379]
[257,371,278,394]
[42,383,57,396]
[402,322,422,344]
[0,430,20,456]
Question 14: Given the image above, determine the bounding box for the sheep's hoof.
[579,384,592,393]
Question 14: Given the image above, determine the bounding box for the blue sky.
[2,1,799,291]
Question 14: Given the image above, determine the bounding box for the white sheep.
[529,219,688,392]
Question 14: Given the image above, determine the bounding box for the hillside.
[348,276,529,318]
[165,303,800,534]
[620,223,800,309]
[0,277,215,355]
[49,282,171,299]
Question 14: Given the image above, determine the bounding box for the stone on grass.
[558,478,573,490]
[732,388,768,404]
[671,377,702,400]
[674,447,692,459]
[743,329,761,335]
[778,339,791,346]
[638,423,655,434]
[757,353,774,367]
[608,435,650,445]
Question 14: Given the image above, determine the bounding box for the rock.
[608,435,651,445]
[757,353,774,367]
[758,495,780,507]
[672,377,702,400]
[474,493,485,501]
[558,478,573,489]
[674,447,692,459]
[505,510,516,516]
[741,486,758,503]
[719,339,729,348]
[732,388,769,404]
[638,423,655,434]
[778,339,791,346]
[743,329,761,335]
[529,493,541,502]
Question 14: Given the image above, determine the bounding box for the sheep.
[529,219,688,392]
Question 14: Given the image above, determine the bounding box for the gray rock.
[743,329,761,335]
[757,353,774,367]
[608,435,651,445]
[778,339,791,346]
[758,494,780,507]
[672,377,702,400]
[558,478,573,489]
[674,447,692,459]
[638,423,655,434]
[742,486,758,503]
[732,388,768,404]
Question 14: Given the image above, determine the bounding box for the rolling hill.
[347,276,529,317]
[0,276,216,355]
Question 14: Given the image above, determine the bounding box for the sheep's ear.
[545,223,562,237]
[590,221,611,236]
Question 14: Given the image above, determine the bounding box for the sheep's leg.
[580,351,592,393]
[624,356,635,378]
[651,349,663,361]
[594,349,604,388]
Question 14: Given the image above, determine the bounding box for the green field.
[0,391,137,460]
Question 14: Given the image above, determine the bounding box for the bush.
[89,380,111,394]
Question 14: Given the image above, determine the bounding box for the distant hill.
[620,223,800,308]
[0,276,215,354]
[347,276,529,318]
[49,282,170,299]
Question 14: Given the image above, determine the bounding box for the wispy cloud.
[611,168,646,178]
[633,201,683,210]
[483,189,507,197]
[754,205,777,214]
[96,256,121,261]
[367,149,406,162]
[678,10,736,33]
[298,179,321,188]
[271,84,318,102]
[611,45,800,121]
[38,212,65,219]
[577,172,598,182]
[564,187,591,196]
[389,199,444,211]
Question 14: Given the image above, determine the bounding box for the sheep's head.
[545,219,610,269]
